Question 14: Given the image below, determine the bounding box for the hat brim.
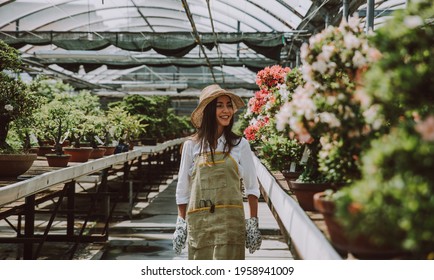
[191,91,245,128]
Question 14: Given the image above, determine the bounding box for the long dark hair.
[195,98,242,162]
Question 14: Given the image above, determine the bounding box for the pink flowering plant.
[275,17,382,183]
[243,66,305,171]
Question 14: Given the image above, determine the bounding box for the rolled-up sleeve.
[239,138,260,198]
[176,140,193,204]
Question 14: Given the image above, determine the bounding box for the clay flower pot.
[313,192,409,259]
[290,181,343,211]
[100,146,116,156]
[281,169,302,191]
[63,147,93,162]
[0,154,37,178]
[45,153,71,167]
[89,147,107,159]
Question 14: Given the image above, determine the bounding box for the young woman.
[172,84,262,260]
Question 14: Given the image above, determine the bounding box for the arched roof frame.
[4,0,392,93]
[0,0,303,32]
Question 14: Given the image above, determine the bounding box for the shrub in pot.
[0,39,39,177]
[331,0,434,258]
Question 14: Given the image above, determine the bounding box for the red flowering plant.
[255,65,290,90]
[243,65,305,172]
[275,17,383,184]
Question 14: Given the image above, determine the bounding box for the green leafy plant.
[333,0,434,257]
[105,106,147,146]
[38,98,74,155]
[110,95,192,142]
[0,40,40,153]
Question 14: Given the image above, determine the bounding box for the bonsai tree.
[86,114,108,149]
[106,105,147,151]
[28,76,74,146]
[65,90,103,148]
[39,98,73,155]
[109,95,190,142]
[0,40,40,153]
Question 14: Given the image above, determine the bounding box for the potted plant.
[86,114,108,159]
[62,90,103,162]
[105,105,147,153]
[275,17,383,211]
[243,65,305,171]
[40,98,73,167]
[30,78,74,154]
[0,39,40,177]
[321,0,434,259]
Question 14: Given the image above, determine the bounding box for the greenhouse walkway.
[94,175,293,260]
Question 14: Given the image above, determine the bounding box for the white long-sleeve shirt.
[175,136,260,205]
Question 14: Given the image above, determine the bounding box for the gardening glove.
[172,216,187,255]
[245,217,262,254]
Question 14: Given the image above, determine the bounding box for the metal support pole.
[343,0,349,22]
[23,195,35,259]
[366,0,375,33]
[324,12,330,28]
[296,50,301,68]
[236,20,241,59]
[66,181,75,237]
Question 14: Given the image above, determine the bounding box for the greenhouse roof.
[0,0,406,96]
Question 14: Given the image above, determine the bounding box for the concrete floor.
[99,176,293,260]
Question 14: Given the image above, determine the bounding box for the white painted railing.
[253,155,342,260]
[0,138,186,208]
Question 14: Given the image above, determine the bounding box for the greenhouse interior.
[0,0,433,261]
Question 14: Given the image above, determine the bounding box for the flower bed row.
[238,0,434,259]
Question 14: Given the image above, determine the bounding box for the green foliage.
[28,77,74,102]
[335,127,434,254]
[332,0,434,256]
[110,95,192,141]
[259,132,303,171]
[0,39,21,71]
[233,108,249,136]
[0,40,41,153]
[105,106,147,144]
[364,1,434,124]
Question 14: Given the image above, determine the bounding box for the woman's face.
[215,95,234,132]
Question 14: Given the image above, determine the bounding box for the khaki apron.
[187,152,245,260]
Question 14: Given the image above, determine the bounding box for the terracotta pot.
[290,181,344,211]
[313,192,409,259]
[89,148,107,159]
[28,147,39,154]
[63,147,93,162]
[281,170,302,191]
[37,146,55,156]
[0,154,37,178]
[100,146,116,156]
[45,154,71,167]
[313,191,349,257]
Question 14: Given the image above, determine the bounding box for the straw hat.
[191,84,245,128]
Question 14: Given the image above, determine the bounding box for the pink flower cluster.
[248,88,270,114]
[244,118,268,141]
[256,65,291,89]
